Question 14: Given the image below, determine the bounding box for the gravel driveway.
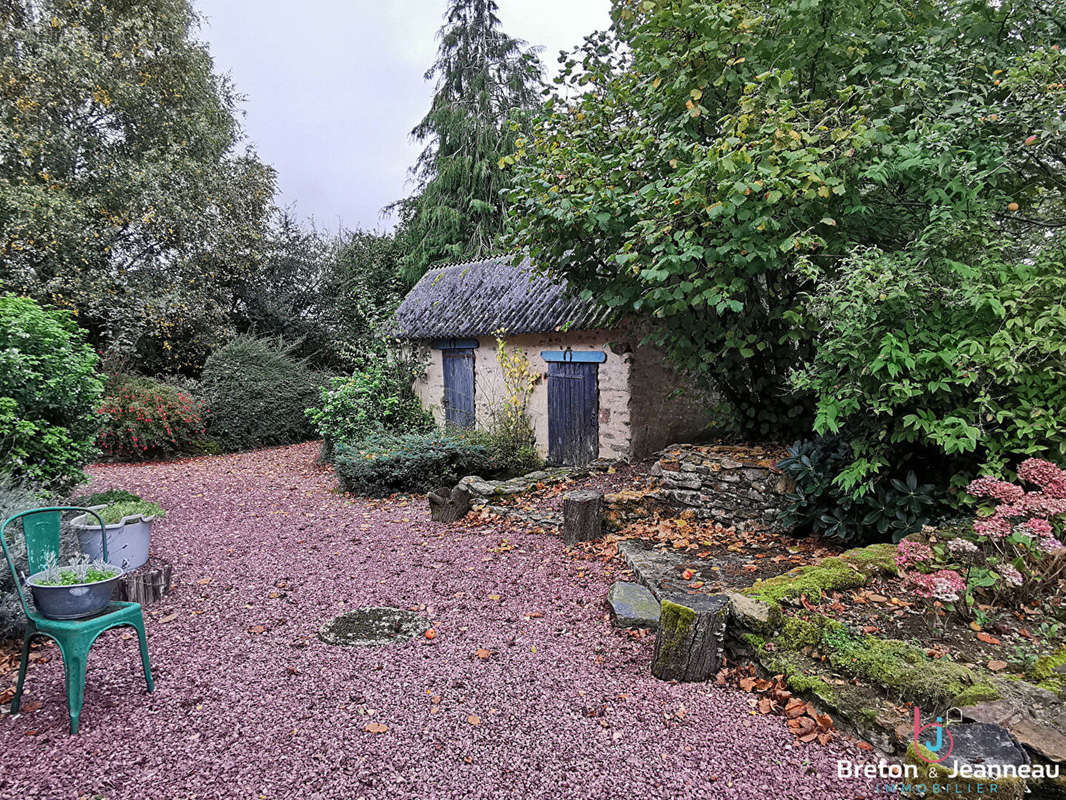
[0,443,876,800]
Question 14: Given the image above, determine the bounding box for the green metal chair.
[0,507,154,734]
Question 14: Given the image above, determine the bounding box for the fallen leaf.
[474,648,491,661]
[987,660,1008,672]
[364,722,388,734]
[466,714,481,726]
[159,613,178,624]
[976,632,1001,645]
[784,699,807,719]
[248,624,267,634]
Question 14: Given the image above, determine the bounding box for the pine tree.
[396,0,542,281]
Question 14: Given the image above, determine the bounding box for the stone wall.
[646,444,792,530]
[627,342,715,457]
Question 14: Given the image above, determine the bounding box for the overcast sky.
[192,1,612,233]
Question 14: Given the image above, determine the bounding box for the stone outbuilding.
[390,256,711,465]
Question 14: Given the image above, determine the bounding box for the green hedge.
[200,336,323,452]
[333,430,497,497]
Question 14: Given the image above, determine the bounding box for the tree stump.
[115,558,173,606]
[651,594,730,682]
[562,490,603,546]
[428,486,472,523]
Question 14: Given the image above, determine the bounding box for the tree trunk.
[116,558,173,606]
[652,594,730,682]
[428,486,472,523]
[562,490,603,546]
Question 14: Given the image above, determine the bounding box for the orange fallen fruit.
[424,628,437,640]
[681,569,695,580]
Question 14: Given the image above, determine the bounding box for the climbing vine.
[494,335,538,433]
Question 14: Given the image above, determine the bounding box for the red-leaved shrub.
[96,376,206,460]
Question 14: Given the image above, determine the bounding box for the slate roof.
[390,256,616,340]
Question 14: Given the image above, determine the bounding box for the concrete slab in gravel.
[618,538,725,600]
[607,581,661,629]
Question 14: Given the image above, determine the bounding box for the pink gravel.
[0,443,878,800]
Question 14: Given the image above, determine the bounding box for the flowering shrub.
[897,458,1066,628]
[97,376,206,460]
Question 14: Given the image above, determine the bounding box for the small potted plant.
[69,491,165,571]
[25,553,123,620]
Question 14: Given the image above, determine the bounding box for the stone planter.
[72,507,157,571]
[25,569,123,620]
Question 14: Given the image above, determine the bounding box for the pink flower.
[1022,518,1053,537]
[1017,458,1066,497]
[947,537,979,556]
[895,540,934,570]
[905,569,965,601]
[996,563,1024,587]
[974,516,1012,539]
[968,476,1024,503]
[1038,536,1064,554]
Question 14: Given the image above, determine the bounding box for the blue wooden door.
[547,362,599,465]
[442,349,475,428]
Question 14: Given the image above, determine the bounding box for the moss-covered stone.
[951,684,1001,707]
[839,542,899,577]
[779,613,825,650]
[816,622,980,708]
[759,648,841,708]
[1027,647,1066,699]
[745,557,866,603]
[904,742,1027,799]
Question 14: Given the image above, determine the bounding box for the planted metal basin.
[72,508,155,571]
[26,570,122,620]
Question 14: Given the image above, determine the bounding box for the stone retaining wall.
[457,445,792,532]
[646,444,792,530]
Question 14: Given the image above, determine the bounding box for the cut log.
[562,490,603,546]
[428,486,472,523]
[115,558,173,606]
[651,594,730,682]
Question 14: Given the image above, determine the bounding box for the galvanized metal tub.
[26,570,122,620]
[72,508,155,571]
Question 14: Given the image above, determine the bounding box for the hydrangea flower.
[895,540,933,570]
[968,476,1024,503]
[905,569,965,601]
[1023,518,1053,537]
[1017,458,1066,497]
[1038,535,1064,554]
[996,563,1024,587]
[973,516,1011,538]
[946,537,978,556]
